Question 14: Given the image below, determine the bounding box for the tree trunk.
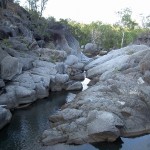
[121,31,125,48]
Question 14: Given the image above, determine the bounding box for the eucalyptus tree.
[117,8,138,47]
[26,0,48,16]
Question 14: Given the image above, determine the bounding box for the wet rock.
[42,129,68,146]
[0,106,12,130]
[87,110,124,142]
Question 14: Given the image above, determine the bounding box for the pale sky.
[20,0,150,24]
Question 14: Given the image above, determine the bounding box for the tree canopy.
[17,2,150,51]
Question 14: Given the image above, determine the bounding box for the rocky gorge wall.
[1,1,150,147]
[0,1,89,129]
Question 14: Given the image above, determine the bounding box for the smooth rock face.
[42,45,150,145]
[87,111,124,142]
[0,106,12,129]
[0,55,22,80]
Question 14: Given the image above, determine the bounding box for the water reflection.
[0,91,150,150]
[0,91,68,150]
[92,138,123,150]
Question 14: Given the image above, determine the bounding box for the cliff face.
[0,1,90,129]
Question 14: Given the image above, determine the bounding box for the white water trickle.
[81,78,90,91]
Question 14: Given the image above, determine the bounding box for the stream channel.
[0,79,150,150]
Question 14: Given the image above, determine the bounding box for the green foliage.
[141,15,150,28]
[29,10,53,41]
[21,3,150,52]
[117,8,138,30]
[59,19,142,50]
[59,19,90,45]
[26,0,48,16]
[57,8,145,51]
[2,39,12,48]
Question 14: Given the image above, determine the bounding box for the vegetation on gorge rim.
[1,0,150,51]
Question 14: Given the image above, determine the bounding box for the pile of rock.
[42,45,150,145]
[0,1,90,129]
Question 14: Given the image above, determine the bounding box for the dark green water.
[0,91,150,150]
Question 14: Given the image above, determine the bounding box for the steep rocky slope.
[0,1,89,129]
[42,45,150,145]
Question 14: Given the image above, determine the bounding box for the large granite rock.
[83,43,99,57]
[65,55,85,81]
[42,45,150,145]
[0,55,22,80]
[50,74,69,91]
[49,25,90,64]
[0,60,55,108]
[85,45,149,79]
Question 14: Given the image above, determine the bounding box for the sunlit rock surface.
[42,45,150,145]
